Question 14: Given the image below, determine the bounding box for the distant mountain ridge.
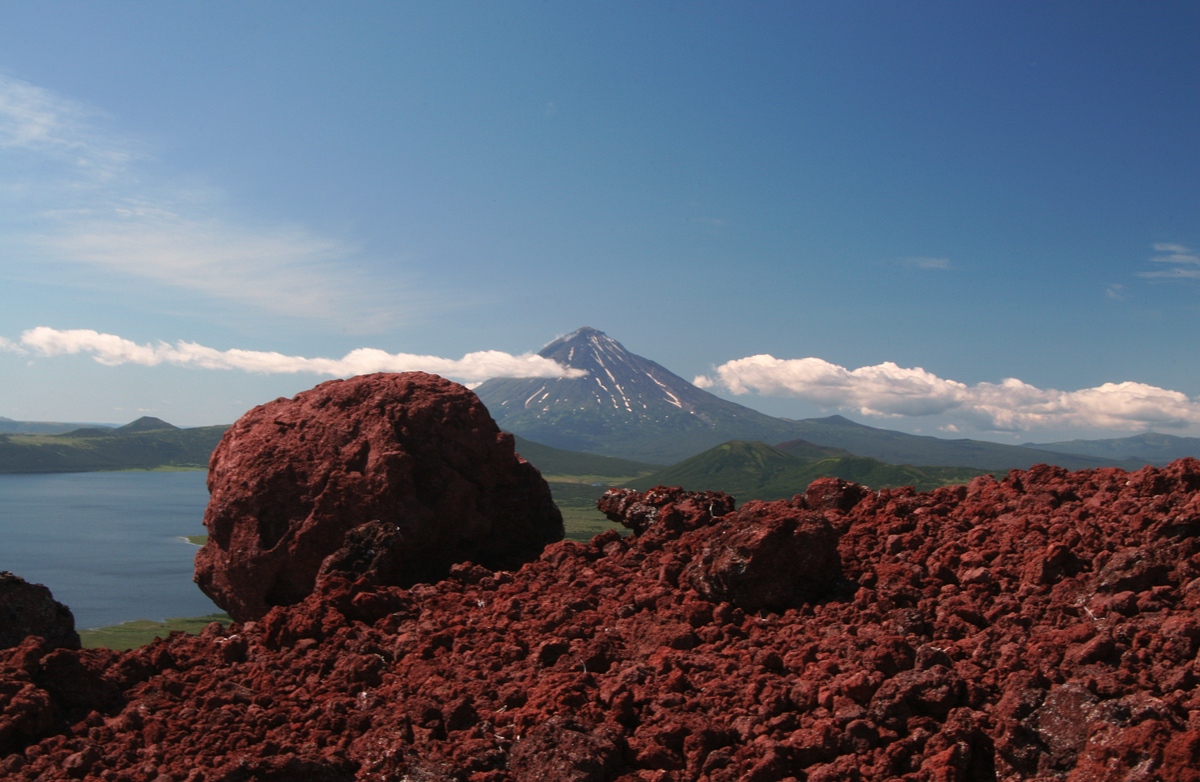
[0,417,119,435]
[777,415,1144,472]
[474,327,1154,471]
[1023,432,1200,466]
[0,418,226,474]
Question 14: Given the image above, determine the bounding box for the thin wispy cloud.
[0,75,132,170]
[0,74,412,331]
[10,327,588,383]
[903,256,953,270]
[1138,243,1200,280]
[696,355,1200,432]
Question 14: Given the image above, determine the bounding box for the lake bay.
[0,471,219,630]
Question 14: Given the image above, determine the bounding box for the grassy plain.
[79,613,231,651]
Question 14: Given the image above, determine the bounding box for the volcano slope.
[4,462,1200,781]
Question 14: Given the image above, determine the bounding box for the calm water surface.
[0,471,219,630]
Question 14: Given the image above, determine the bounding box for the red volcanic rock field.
[3,378,1200,780]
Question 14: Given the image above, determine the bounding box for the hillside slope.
[627,440,993,501]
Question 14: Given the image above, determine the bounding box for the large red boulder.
[194,372,563,621]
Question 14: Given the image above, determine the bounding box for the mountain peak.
[553,326,606,343]
[537,327,640,374]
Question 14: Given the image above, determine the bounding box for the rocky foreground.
[0,462,1197,780]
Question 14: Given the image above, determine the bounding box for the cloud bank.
[0,74,410,331]
[696,355,1200,433]
[10,327,586,383]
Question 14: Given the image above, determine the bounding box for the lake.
[0,470,220,630]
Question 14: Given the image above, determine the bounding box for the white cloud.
[1139,243,1200,280]
[698,354,1200,432]
[904,256,952,270]
[0,74,412,331]
[16,327,588,383]
[1153,243,1191,254]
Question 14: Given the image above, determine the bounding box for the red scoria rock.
[194,372,563,622]
[0,573,79,652]
[5,459,1200,781]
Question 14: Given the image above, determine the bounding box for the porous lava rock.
[194,372,563,622]
[6,460,1200,781]
[596,487,841,611]
[0,573,79,652]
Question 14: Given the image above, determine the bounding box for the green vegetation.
[550,481,630,542]
[775,438,854,461]
[626,441,800,499]
[80,613,231,651]
[0,417,227,474]
[512,434,657,541]
[184,535,208,546]
[559,502,623,542]
[626,440,998,503]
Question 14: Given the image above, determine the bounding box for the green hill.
[774,437,854,461]
[626,440,996,503]
[0,419,228,473]
[625,441,801,499]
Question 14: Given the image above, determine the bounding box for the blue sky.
[1,2,1197,444]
